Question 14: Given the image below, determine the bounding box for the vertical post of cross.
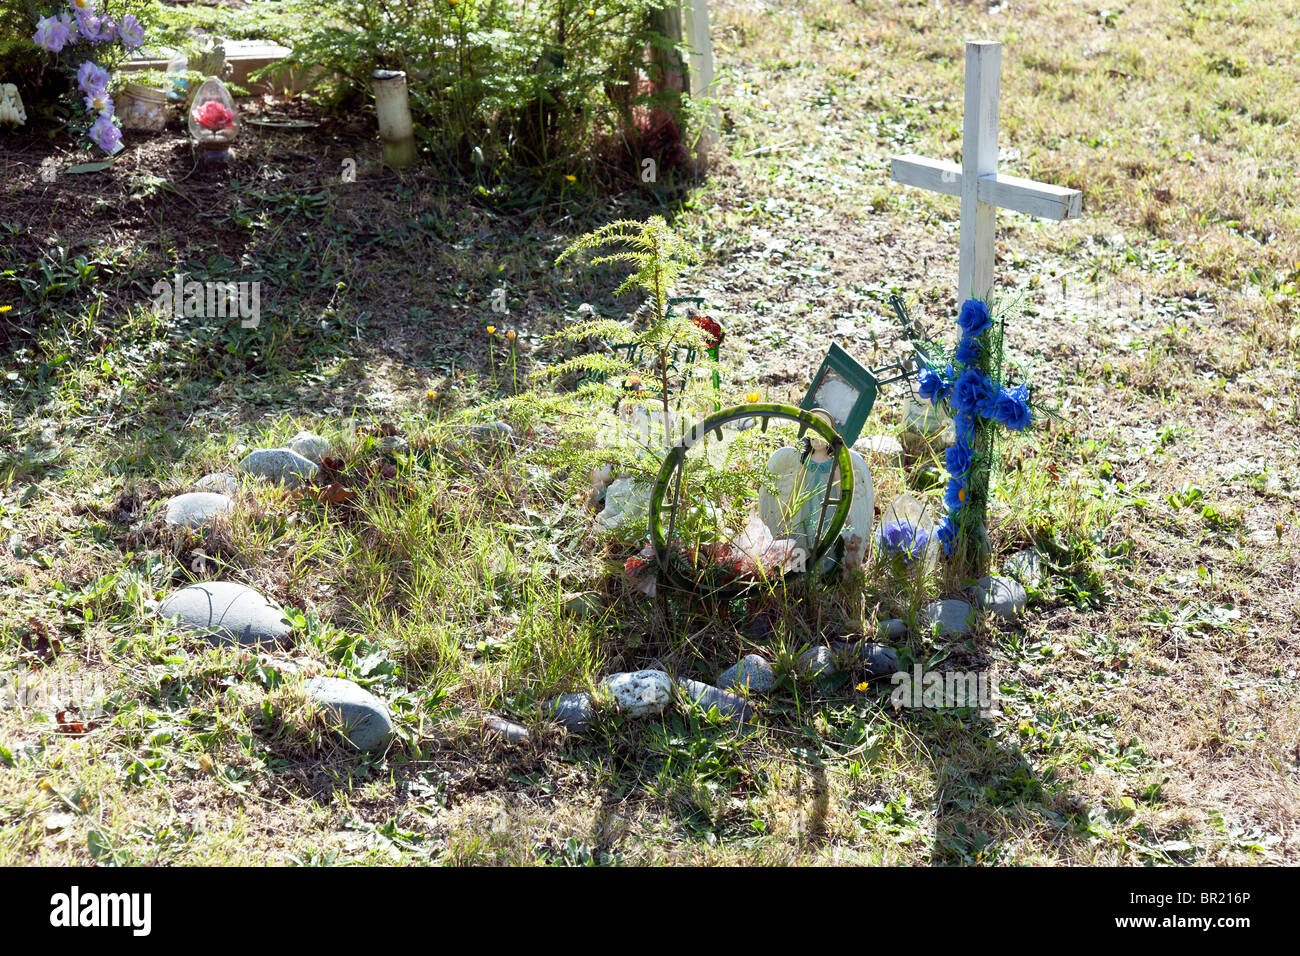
[958,40,1001,301]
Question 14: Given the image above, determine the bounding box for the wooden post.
[683,0,717,163]
[650,1,715,167]
[959,40,1000,301]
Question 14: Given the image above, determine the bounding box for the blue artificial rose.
[917,367,944,404]
[954,409,976,444]
[955,334,981,367]
[945,440,973,478]
[936,516,957,555]
[952,367,995,416]
[943,476,966,514]
[957,298,992,339]
[991,383,1033,432]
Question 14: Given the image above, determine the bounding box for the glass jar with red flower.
[187,76,238,160]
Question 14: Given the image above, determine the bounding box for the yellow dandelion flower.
[745,391,760,403]
[506,329,517,340]
[855,681,869,692]
[564,174,576,183]
[0,305,12,313]
[586,7,595,14]
[426,390,436,401]
[486,325,496,335]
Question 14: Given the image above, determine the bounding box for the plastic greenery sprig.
[915,298,1036,573]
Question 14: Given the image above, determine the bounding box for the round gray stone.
[795,646,837,679]
[830,641,901,677]
[237,448,319,486]
[676,678,753,722]
[1002,548,1045,587]
[195,472,240,495]
[878,618,906,640]
[718,654,775,693]
[972,575,1028,620]
[547,692,594,732]
[158,581,293,647]
[303,676,394,752]
[288,431,331,464]
[470,422,515,448]
[163,492,234,529]
[602,669,672,718]
[923,599,975,637]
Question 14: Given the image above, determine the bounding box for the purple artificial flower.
[117,13,145,50]
[77,60,111,94]
[87,113,121,153]
[957,298,993,338]
[990,383,1033,432]
[952,367,996,416]
[75,9,116,46]
[33,14,73,52]
[877,521,932,564]
[945,441,972,479]
[83,90,113,115]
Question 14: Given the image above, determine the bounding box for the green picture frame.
[800,342,878,448]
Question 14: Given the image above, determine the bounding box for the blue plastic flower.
[917,366,944,404]
[936,517,957,555]
[945,441,972,478]
[991,383,1033,432]
[952,367,995,416]
[957,299,992,339]
[954,409,976,444]
[943,476,966,514]
[955,334,981,367]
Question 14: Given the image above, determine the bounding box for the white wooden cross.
[891,41,1082,299]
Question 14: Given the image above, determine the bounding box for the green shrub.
[265,0,689,182]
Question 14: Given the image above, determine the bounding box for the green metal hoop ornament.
[648,403,855,593]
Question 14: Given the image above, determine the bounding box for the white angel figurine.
[0,84,27,126]
[758,409,874,573]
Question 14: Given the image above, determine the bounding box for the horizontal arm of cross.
[891,154,1082,221]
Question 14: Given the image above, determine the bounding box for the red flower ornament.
[193,100,235,131]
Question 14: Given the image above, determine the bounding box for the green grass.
[2,0,1298,865]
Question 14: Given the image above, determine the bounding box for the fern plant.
[550,215,712,443]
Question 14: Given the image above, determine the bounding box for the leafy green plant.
[260,0,685,181]
[551,215,709,438]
